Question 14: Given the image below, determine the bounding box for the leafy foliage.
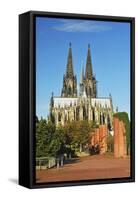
[107,133,114,152]
[64,120,93,152]
[36,119,65,157]
[113,112,130,154]
[36,119,95,158]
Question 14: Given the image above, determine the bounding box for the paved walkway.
[36,155,130,183]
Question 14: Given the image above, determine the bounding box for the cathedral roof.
[53,97,78,108]
[52,97,112,109]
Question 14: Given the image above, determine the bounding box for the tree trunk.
[80,144,82,152]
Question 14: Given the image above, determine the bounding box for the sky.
[36,17,130,119]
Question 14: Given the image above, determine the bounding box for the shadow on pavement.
[64,158,81,165]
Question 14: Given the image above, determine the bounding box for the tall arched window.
[100,113,102,124]
[76,107,79,121]
[93,110,95,122]
[103,113,105,124]
[68,86,71,95]
[58,113,61,122]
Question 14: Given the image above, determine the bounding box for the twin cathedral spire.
[61,43,97,98]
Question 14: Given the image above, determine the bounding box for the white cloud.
[53,20,112,32]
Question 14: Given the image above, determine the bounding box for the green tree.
[113,112,130,155]
[48,125,66,156]
[36,119,55,157]
[64,120,93,153]
[36,118,97,158]
[36,119,66,157]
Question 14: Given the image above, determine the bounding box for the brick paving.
[36,155,130,183]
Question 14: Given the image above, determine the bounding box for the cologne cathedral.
[49,43,113,130]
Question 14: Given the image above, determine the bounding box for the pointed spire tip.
[69,42,71,47]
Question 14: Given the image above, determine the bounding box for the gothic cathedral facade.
[49,43,113,130]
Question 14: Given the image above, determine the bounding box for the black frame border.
[19,11,135,189]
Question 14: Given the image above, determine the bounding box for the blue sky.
[36,17,130,119]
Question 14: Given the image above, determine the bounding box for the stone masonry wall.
[90,124,108,154]
[90,117,127,158]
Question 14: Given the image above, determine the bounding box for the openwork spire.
[61,43,77,97]
[66,42,74,78]
[80,66,84,83]
[85,44,93,79]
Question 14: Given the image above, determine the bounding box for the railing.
[36,157,56,170]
